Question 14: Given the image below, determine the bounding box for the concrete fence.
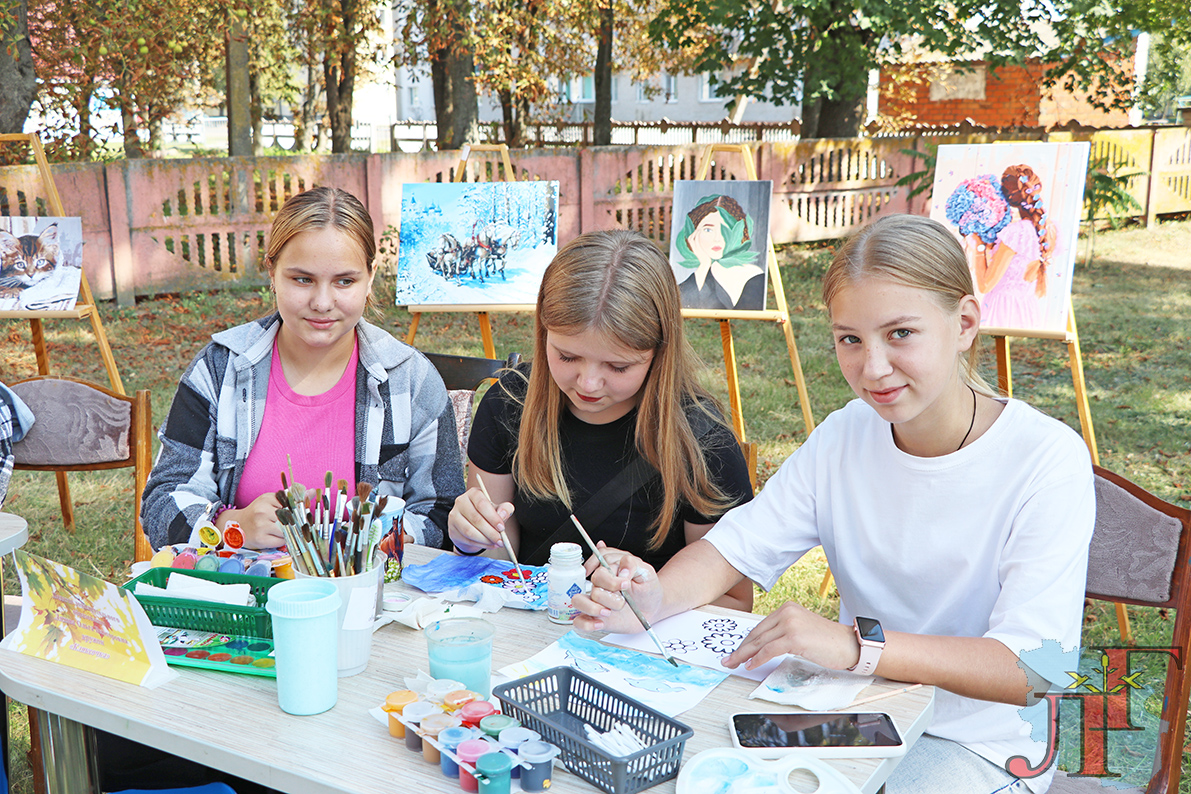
[1,127,1188,306]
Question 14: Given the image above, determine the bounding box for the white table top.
[0,545,934,794]
[0,512,29,557]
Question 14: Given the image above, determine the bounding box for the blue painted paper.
[402,554,548,610]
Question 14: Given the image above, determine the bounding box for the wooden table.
[0,545,934,794]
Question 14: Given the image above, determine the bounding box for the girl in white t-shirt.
[574,214,1094,793]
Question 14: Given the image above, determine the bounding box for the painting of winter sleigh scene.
[394,181,560,306]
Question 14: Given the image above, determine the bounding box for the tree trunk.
[0,0,36,134]
[592,0,613,146]
[431,39,478,150]
[498,87,521,148]
[295,62,318,152]
[226,19,252,156]
[797,21,870,139]
[324,0,357,154]
[120,93,146,159]
[249,70,263,156]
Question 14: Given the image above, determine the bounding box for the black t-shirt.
[467,366,754,567]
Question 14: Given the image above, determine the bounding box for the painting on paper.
[400,554,547,610]
[930,142,1090,336]
[668,181,772,312]
[395,181,559,306]
[0,217,83,312]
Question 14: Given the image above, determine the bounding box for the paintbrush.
[474,473,527,587]
[569,514,678,667]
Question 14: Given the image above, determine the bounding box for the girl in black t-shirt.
[447,229,754,611]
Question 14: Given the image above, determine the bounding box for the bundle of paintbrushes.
[274,471,386,578]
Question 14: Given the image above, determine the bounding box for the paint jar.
[459,701,498,728]
[382,690,419,738]
[264,579,340,716]
[479,714,518,738]
[475,751,514,794]
[223,521,245,549]
[296,550,384,676]
[443,690,480,713]
[424,618,495,698]
[517,741,560,792]
[497,726,539,779]
[425,678,467,704]
[197,521,221,547]
[245,560,271,577]
[547,542,585,624]
[172,549,198,570]
[195,554,220,572]
[273,557,294,579]
[438,726,473,778]
[402,701,441,752]
[219,556,245,575]
[149,547,175,568]
[421,713,462,764]
[456,739,492,793]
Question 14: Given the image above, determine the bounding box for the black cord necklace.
[957,385,977,451]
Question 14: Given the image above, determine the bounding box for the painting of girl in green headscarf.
[670,182,770,311]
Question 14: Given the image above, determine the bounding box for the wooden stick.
[475,473,527,587]
[569,514,678,667]
[834,683,923,711]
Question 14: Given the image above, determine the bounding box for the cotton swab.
[568,514,679,667]
[475,473,527,588]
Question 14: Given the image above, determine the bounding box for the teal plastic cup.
[423,618,495,698]
[265,579,341,715]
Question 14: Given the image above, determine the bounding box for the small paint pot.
[517,741,559,792]
[223,521,245,549]
[425,678,467,704]
[150,548,175,568]
[402,701,441,752]
[382,690,419,738]
[172,550,197,570]
[273,557,294,579]
[245,560,271,577]
[420,713,462,764]
[196,521,221,547]
[497,726,539,779]
[475,751,513,794]
[479,714,518,738]
[219,557,245,575]
[459,700,497,728]
[456,739,492,793]
[443,690,479,713]
[194,554,220,572]
[438,726,473,778]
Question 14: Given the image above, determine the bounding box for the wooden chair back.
[10,376,153,563]
[423,352,521,461]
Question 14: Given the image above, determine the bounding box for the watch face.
[856,617,885,644]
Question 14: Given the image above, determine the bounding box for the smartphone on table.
[728,712,906,758]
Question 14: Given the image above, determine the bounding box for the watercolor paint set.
[156,627,278,678]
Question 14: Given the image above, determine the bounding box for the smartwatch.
[848,616,885,676]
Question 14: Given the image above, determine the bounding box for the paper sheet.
[602,609,782,682]
[500,631,727,718]
[401,555,547,610]
[747,655,872,710]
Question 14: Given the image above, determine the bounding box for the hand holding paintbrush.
[474,474,527,587]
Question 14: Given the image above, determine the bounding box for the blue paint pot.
[438,726,473,777]
[219,557,245,575]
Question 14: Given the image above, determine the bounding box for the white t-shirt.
[704,398,1094,789]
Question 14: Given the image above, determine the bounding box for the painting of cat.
[0,219,83,312]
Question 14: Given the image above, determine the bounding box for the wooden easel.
[403,144,529,359]
[686,144,815,442]
[0,132,125,533]
[986,301,1127,639]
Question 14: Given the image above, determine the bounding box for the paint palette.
[156,627,277,678]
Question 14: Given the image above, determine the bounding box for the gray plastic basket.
[493,666,693,794]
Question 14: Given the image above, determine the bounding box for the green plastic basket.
[122,568,280,638]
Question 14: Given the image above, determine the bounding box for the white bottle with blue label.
[547,542,586,624]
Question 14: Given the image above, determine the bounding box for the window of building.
[929,65,986,101]
[635,80,649,103]
[699,73,720,102]
[664,74,678,103]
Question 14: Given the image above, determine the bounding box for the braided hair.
[1001,165,1051,295]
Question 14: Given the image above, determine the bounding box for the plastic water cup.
[296,550,384,676]
[265,579,340,715]
[423,618,495,698]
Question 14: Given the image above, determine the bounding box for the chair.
[1046,465,1191,793]
[424,352,521,461]
[9,376,153,563]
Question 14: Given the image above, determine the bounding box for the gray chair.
[1046,465,1191,793]
[423,352,521,460]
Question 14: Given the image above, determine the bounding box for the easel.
[686,144,815,442]
[986,301,1127,639]
[0,132,125,533]
[403,144,530,359]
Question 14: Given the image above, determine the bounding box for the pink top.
[236,336,359,511]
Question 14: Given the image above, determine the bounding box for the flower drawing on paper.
[664,638,700,655]
[480,574,504,584]
[702,632,745,655]
[702,618,738,633]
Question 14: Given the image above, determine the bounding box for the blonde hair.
[823,214,997,397]
[265,186,378,309]
[514,229,735,548]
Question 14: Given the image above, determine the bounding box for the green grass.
[1,219,1189,791]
